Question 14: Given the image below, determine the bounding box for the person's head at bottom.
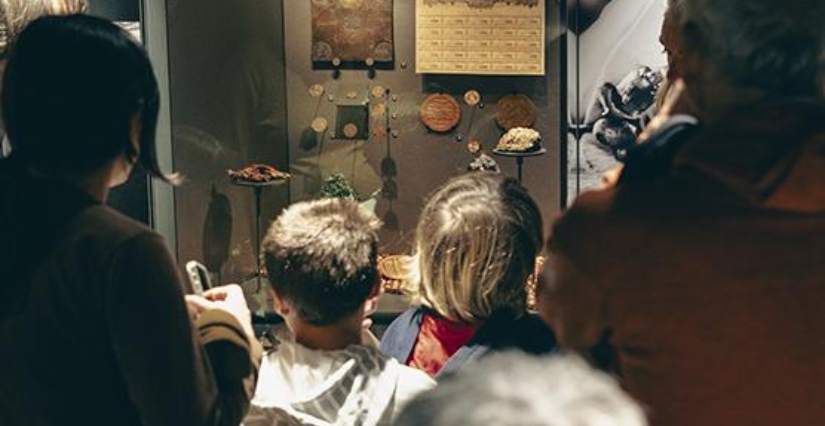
[263,198,381,350]
[395,351,648,426]
[3,14,175,197]
[412,172,543,323]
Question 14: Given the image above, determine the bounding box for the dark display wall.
[284,0,564,253]
[87,0,140,21]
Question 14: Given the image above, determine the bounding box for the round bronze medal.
[343,123,359,139]
[371,103,387,117]
[420,94,461,133]
[496,94,537,130]
[464,90,481,106]
[311,117,329,133]
[309,84,325,98]
[373,125,388,139]
[371,85,387,99]
[467,140,482,154]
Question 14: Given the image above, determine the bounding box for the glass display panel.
[164,0,566,314]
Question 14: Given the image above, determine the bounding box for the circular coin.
[309,84,325,98]
[373,125,388,138]
[464,90,481,106]
[496,94,537,130]
[343,123,359,139]
[311,117,328,133]
[467,140,482,154]
[371,85,387,99]
[420,94,461,133]
[370,103,387,117]
[312,41,333,61]
[373,41,394,62]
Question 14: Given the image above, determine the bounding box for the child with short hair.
[245,198,434,426]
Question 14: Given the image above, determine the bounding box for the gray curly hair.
[395,351,648,426]
[680,0,825,96]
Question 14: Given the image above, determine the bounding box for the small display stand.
[492,148,547,184]
[229,179,288,292]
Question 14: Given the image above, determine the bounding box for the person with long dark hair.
[0,15,260,426]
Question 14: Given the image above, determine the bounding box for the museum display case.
[139,0,669,316]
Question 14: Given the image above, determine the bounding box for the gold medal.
[308,84,325,98]
[311,117,329,133]
[343,123,359,139]
[464,90,481,106]
[467,140,482,153]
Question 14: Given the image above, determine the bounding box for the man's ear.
[269,287,291,316]
[679,21,707,84]
[363,277,383,316]
[368,276,383,300]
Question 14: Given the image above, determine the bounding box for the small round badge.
[343,123,359,139]
[311,117,328,133]
[373,125,388,138]
[464,90,481,106]
[371,85,387,99]
[467,140,482,154]
[371,103,387,117]
[309,84,325,98]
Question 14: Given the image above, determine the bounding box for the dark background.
[87,0,140,21]
[88,0,150,224]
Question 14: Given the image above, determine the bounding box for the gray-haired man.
[540,1,825,425]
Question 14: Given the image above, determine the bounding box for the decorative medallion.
[343,123,360,139]
[467,140,482,154]
[464,90,481,106]
[373,125,388,138]
[309,84,326,97]
[496,94,537,130]
[420,93,461,133]
[311,117,329,133]
[371,85,387,98]
[370,103,387,117]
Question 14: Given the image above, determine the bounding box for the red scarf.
[407,312,483,377]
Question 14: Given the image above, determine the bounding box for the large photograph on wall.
[566,0,668,201]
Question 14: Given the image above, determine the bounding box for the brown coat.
[0,164,262,426]
[542,99,825,426]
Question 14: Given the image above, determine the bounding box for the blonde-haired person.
[0,0,87,157]
[380,173,556,378]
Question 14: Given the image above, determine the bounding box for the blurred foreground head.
[395,351,647,426]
